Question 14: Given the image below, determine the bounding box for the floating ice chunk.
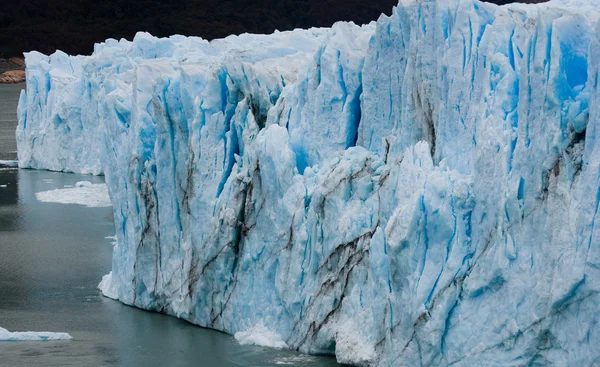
[75,181,92,187]
[0,160,18,167]
[0,185,6,188]
[104,235,118,247]
[35,183,111,207]
[234,324,288,349]
[273,356,320,365]
[0,327,72,341]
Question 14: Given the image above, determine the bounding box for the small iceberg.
[0,160,18,168]
[35,182,111,208]
[0,326,72,341]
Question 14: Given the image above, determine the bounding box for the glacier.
[15,0,600,365]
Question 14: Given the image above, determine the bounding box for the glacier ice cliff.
[16,0,600,365]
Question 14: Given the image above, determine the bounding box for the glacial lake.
[0,83,340,366]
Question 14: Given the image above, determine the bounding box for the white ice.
[0,160,18,167]
[35,183,111,208]
[0,327,72,341]
[97,272,118,300]
[234,324,289,349]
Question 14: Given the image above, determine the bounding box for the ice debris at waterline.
[98,272,119,300]
[16,0,600,365]
[234,323,289,349]
[0,327,72,342]
[35,181,111,208]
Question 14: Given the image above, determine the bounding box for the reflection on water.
[0,169,17,206]
[0,83,22,161]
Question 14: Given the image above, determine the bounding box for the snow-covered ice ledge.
[16,0,600,365]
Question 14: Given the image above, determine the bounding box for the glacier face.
[16,0,600,365]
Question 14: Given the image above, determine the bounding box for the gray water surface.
[0,83,21,161]
[0,85,340,366]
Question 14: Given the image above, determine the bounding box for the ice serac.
[16,0,600,365]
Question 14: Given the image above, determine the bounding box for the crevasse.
[16,0,600,365]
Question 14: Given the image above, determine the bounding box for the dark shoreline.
[0,58,25,84]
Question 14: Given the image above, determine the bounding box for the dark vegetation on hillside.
[0,0,547,58]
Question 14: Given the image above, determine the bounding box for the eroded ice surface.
[0,327,72,342]
[16,0,600,365]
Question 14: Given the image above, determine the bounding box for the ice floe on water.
[35,182,111,208]
[273,356,322,365]
[0,327,72,341]
[0,160,18,167]
[234,324,288,349]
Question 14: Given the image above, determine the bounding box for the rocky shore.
[0,58,25,84]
